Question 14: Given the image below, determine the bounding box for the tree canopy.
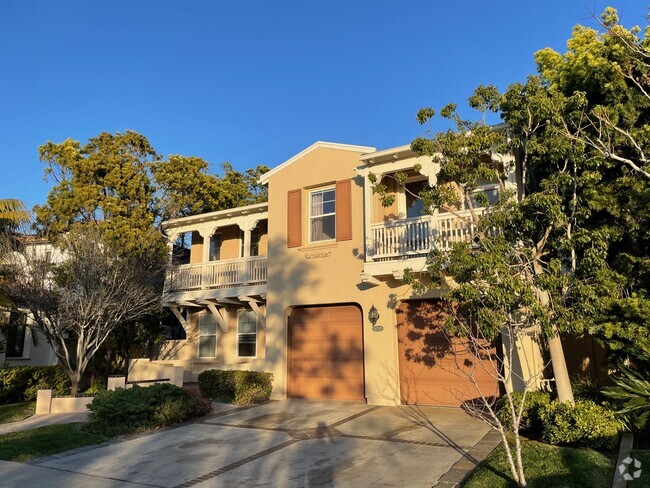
[34,130,269,258]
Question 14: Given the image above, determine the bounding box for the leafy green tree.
[153,157,268,220]
[532,7,650,370]
[35,131,165,260]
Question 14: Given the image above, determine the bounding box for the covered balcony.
[162,203,268,296]
[369,209,487,261]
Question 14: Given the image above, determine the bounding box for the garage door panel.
[288,305,364,401]
[330,382,365,401]
[397,300,500,407]
[289,324,329,343]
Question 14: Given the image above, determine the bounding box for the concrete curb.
[612,433,634,488]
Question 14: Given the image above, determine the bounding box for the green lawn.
[0,402,35,424]
[0,423,106,462]
[630,450,650,486]
[462,439,616,487]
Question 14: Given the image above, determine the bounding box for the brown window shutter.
[336,179,352,241]
[287,189,302,248]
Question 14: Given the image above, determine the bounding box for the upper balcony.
[369,209,488,261]
[161,203,268,298]
[356,144,516,280]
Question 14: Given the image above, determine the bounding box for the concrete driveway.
[0,399,500,488]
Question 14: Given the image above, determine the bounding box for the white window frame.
[197,312,217,358]
[308,186,336,243]
[399,176,429,219]
[467,182,500,210]
[236,309,258,358]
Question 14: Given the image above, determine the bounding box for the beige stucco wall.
[157,305,267,376]
[372,176,399,223]
[190,231,203,264]
[262,146,443,405]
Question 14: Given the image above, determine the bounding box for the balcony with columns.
[355,144,516,282]
[161,203,268,301]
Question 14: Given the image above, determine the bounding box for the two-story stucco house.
[151,141,597,407]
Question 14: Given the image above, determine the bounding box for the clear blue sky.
[0,1,646,209]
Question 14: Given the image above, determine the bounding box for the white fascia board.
[162,203,268,232]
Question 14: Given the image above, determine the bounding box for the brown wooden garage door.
[288,304,364,401]
[397,300,500,406]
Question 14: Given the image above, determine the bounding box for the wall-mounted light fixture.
[368,304,383,331]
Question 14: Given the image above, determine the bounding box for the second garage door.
[397,300,500,406]
[288,304,364,401]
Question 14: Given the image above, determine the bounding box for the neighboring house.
[1,237,59,367]
[153,141,600,406]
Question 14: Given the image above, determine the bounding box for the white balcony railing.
[168,256,267,292]
[369,210,488,261]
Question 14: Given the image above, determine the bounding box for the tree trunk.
[547,332,574,404]
[70,373,81,397]
[532,260,575,404]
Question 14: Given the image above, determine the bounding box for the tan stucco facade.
[153,141,546,406]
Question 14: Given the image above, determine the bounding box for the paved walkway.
[0,399,500,488]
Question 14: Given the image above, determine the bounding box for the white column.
[198,228,217,288]
[363,173,377,261]
[238,220,258,284]
[165,232,179,292]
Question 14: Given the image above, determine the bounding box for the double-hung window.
[5,310,26,358]
[209,233,222,261]
[198,313,217,358]
[237,309,257,357]
[309,188,336,242]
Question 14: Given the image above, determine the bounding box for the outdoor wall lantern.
[368,305,383,332]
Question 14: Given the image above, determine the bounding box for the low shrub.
[198,369,236,400]
[198,369,273,405]
[538,399,624,449]
[0,366,70,405]
[497,390,551,437]
[84,383,207,437]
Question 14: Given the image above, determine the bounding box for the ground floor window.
[161,310,186,340]
[198,313,217,358]
[237,309,257,358]
[5,310,27,358]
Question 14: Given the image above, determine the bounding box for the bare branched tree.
[1,227,163,395]
[444,310,550,488]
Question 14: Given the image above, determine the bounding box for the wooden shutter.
[336,179,352,242]
[287,189,302,248]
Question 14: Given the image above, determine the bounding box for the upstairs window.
[405,179,427,219]
[237,309,257,358]
[5,310,26,358]
[309,188,336,242]
[209,233,222,261]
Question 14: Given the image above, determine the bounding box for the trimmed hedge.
[497,390,623,449]
[0,366,70,405]
[538,399,624,449]
[198,369,273,405]
[84,383,212,437]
